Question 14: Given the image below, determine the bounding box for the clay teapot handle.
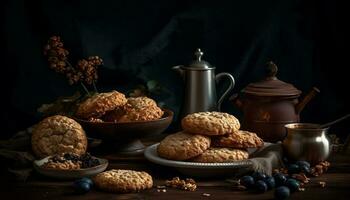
[216,73,235,111]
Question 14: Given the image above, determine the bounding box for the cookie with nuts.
[181,112,240,136]
[76,90,127,119]
[93,169,153,193]
[212,130,264,148]
[190,147,249,163]
[31,115,87,158]
[157,132,211,161]
[118,97,164,122]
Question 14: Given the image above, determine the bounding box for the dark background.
[1,0,347,139]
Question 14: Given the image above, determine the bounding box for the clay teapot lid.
[243,62,301,97]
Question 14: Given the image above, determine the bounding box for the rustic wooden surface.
[1,142,350,200]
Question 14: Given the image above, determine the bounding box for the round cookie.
[76,90,127,119]
[212,130,264,148]
[31,115,87,158]
[93,169,153,193]
[181,112,240,136]
[191,148,249,163]
[118,97,164,122]
[157,132,211,161]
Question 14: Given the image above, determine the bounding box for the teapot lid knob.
[265,61,278,80]
[194,48,204,61]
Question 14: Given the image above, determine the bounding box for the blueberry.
[296,161,311,168]
[300,165,311,174]
[264,176,276,189]
[273,173,287,186]
[79,177,93,187]
[252,172,267,181]
[240,176,255,188]
[287,164,300,174]
[73,180,91,194]
[275,186,290,200]
[255,180,268,193]
[285,178,300,192]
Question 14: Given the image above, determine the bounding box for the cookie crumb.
[202,193,211,197]
[156,185,166,189]
[319,181,326,188]
[165,177,197,191]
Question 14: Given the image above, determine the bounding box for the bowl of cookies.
[74,90,173,154]
[144,111,264,177]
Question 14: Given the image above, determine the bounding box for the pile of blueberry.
[73,177,94,194]
[240,161,311,199]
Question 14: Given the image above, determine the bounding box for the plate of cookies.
[74,91,173,154]
[74,91,173,137]
[33,153,108,179]
[144,111,264,177]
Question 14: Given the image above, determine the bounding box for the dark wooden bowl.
[76,109,173,140]
[75,109,174,155]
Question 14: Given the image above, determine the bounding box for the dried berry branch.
[43,36,103,95]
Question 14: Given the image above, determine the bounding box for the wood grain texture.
[1,147,350,200]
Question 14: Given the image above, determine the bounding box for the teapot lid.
[186,48,215,70]
[243,62,301,97]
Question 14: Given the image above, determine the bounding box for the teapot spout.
[295,87,320,114]
[172,65,184,78]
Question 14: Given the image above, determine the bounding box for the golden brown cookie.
[118,97,164,122]
[93,169,153,193]
[76,91,127,119]
[31,115,88,158]
[191,148,249,163]
[157,132,211,161]
[181,112,240,136]
[212,130,264,148]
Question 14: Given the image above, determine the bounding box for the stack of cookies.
[75,90,164,122]
[157,111,263,163]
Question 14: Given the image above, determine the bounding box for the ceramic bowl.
[33,156,108,179]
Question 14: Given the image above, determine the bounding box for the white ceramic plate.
[144,143,256,177]
[33,156,108,180]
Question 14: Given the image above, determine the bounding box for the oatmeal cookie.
[157,132,211,161]
[93,169,153,193]
[76,91,127,119]
[181,112,240,136]
[31,115,88,158]
[118,97,164,122]
[212,130,264,148]
[191,147,249,163]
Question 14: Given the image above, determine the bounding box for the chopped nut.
[162,189,167,192]
[157,189,161,192]
[156,185,166,189]
[291,173,310,184]
[202,193,211,197]
[319,181,326,188]
[299,187,305,192]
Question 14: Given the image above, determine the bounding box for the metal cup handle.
[216,73,235,111]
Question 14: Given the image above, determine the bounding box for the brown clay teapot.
[230,62,319,142]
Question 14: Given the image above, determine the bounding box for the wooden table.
[1,144,350,200]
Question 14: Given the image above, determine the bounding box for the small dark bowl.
[76,109,173,140]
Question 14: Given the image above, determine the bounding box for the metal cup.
[283,123,330,165]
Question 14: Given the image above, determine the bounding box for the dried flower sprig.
[43,36,103,95]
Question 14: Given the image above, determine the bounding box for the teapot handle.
[216,73,235,111]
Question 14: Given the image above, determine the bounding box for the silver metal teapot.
[173,48,235,119]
